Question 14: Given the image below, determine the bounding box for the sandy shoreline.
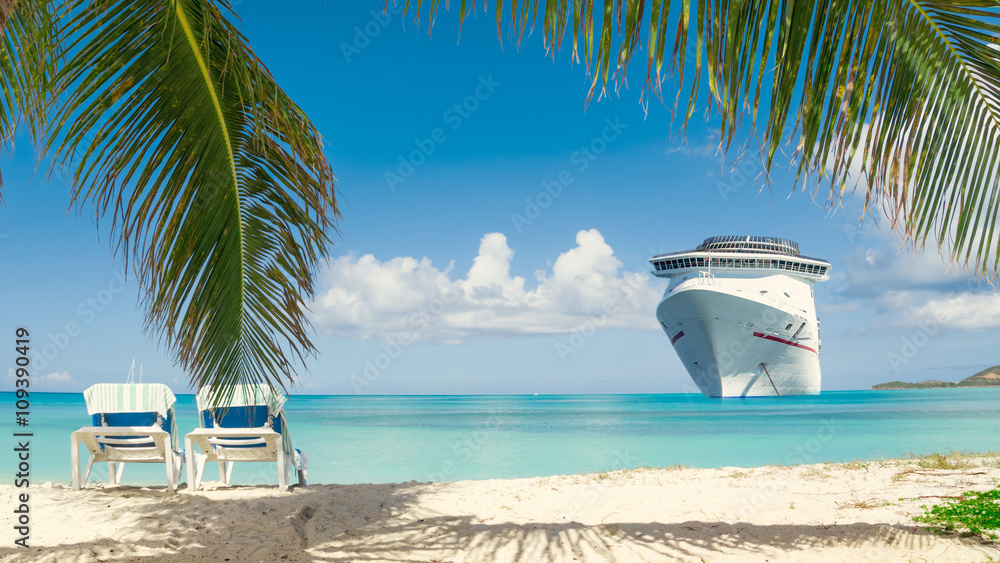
[3,453,999,562]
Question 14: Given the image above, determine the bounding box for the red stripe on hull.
[671,331,685,345]
[752,331,817,355]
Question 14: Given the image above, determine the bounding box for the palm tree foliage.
[0,0,56,189]
[1,0,338,399]
[0,0,33,155]
[399,0,1000,278]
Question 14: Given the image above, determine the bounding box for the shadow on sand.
[1,481,984,562]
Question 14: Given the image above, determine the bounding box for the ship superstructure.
[650,236,831,397]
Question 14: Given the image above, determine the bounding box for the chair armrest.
[74,426,170,436]
[184,428,281,455]
[73,426,173,454]
[185,428,280,438]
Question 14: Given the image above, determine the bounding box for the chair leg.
[108,462,117,485]
[218,461,227,485]
[83,456,95,486]
[185,436,196,491]
[173,453,184,490]
[193,453,207,491]
[71,434,82,490]
[224,462,234,485]
[277,446,288,491]
[116,462,125,485]
[165,448,176,493]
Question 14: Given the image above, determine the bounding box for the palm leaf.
[396,0,1000,278]
[0,0,21,160]
[47,0,339,401]
[0,0,57,190]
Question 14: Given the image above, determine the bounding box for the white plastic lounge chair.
[71,383,184,492]
[185,385,307,491]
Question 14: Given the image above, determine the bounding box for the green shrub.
[915,487,1000,539]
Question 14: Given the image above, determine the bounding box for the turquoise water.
[4,389,999,487]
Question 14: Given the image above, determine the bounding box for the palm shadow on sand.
[1,482,987,562]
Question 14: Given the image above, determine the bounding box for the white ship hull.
[651,236,830,398]
[657,278,821,397]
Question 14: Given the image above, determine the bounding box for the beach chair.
[71,383,184,492]
[185,385,307,491]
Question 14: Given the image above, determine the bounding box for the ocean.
[5,389,999,487]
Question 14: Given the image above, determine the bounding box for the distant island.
[873,364,1000,390]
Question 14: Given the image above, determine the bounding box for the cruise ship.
[650,236,831,397]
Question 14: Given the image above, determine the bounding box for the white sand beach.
[4,454,999,562]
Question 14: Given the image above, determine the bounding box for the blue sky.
[1,2,998,395]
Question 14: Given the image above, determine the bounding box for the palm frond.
[47,0,339,400]
[0,0,19,159]
[0,0,58,190]
[396,0,1000,278]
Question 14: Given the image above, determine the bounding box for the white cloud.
[42,371,73,382]
[664,135,718,157]
[6,369,75,389]
[311,229,663,342]
[839,238,969,297]
[901,292,1000,331]
[830,222,1000,332]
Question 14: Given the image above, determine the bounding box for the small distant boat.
[650,236,830,398]
[125,357,144,383]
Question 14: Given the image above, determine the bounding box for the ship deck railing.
[649,254,830,277]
